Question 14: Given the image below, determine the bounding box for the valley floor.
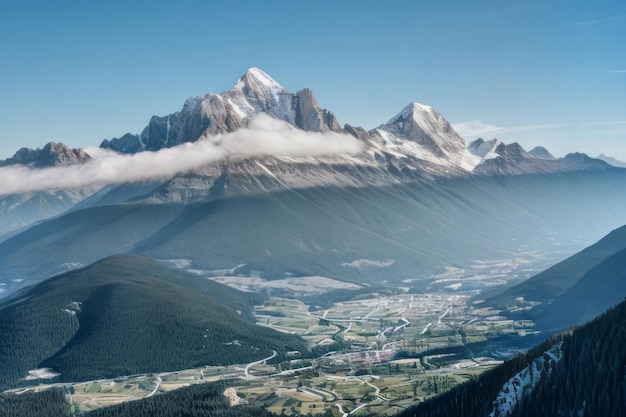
[6,289,538,416]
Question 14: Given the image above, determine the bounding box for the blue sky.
[1,0,625,159]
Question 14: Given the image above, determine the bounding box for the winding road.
[244,350,277,377]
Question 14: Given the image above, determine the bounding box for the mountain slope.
[532,247,626,329]
[2,169,626,296]
[0,254,307,389]
[0,142,96,238]
[487,225,626,328]
[1,67,618,242]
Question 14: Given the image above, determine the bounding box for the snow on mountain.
[462,138,502,170]
[95,67,621,188]
[375,102,468,166]
[489,342,563,417]
[223,67,297,125]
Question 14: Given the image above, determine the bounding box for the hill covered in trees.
[0,254,308,390]
[0,389,69,417]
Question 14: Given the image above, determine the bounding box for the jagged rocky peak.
[504,142,533,161]
[101,67,347,154]
[100,133,142,154]
[294,88,342,132]
[0,142,90,168]
[468,138,501,158]
[529,146,555,160]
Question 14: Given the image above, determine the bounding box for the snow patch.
[160,258,194,269]
[489,342,563,417]
[341,258,395,269]
[445,282,463,290]
[25,368,60,380]
[210,275,360,295]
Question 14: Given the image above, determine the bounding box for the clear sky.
[1,0,625,160]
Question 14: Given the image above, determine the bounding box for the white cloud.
[609,70,626,73]
[0,114,363,196]
[452,119,504,139]
[572,14,626,27]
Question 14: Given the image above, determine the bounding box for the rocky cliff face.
[294,88,342,132]
[100,68,345,153]
[0,142,90,168]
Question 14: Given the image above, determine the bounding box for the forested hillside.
[0,254,307,390]
[0,389,69,417]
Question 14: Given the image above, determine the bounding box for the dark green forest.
[0,254,308,390]
[0,389,69,417]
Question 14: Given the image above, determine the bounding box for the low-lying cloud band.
[0,114,363,196]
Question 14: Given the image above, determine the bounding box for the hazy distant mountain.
[487,224,626,330]
[528,146,555,159]
[0,254,306,389]
[0,189,95,239]
[598,153,626,168]
[2,169,626,296]
[0,142,95,238]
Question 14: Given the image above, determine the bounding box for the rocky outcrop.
[100,68,344,153]
[294,88,342,132]
[0,142,90,168]
[100,133,142,154]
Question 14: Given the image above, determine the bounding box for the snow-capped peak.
[468,138,502,159]
[233,67,287,95]
[220,68,296,125]
[386,102,438,130]
[378,101,467,167]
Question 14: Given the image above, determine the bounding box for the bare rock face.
[100,133,142,154]
[0,142,90,168]
[294,88,342,132]
[99,68,344,153]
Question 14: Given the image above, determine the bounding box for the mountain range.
[1,67,626,417]
[1,68,626,297]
